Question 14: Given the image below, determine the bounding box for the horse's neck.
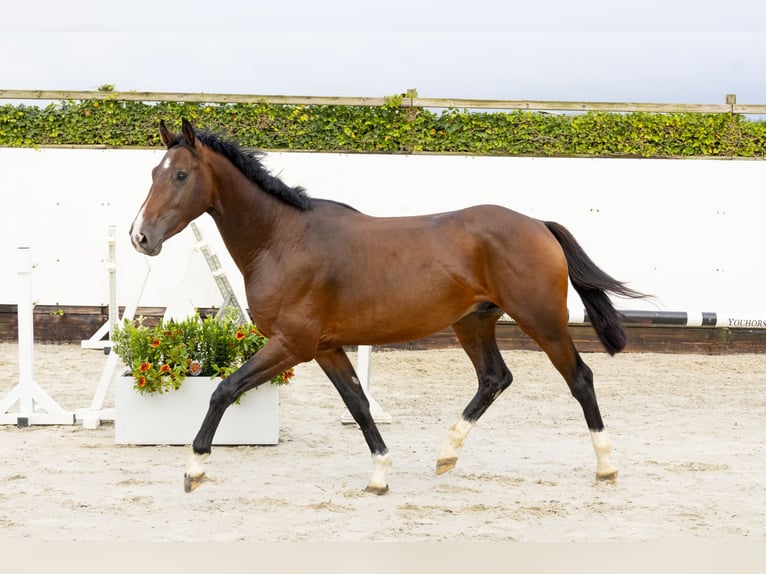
[209,175,292,275]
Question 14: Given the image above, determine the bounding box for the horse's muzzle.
[129,225,162,256]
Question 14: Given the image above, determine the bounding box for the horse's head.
[130,119,213,256]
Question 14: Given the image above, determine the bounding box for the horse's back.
[315,202,545,240]
[309,201,560,279]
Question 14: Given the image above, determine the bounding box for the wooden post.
[726,94,737,114]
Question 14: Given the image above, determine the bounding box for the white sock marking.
[368,453,392,490]
[185,450,209,478]
[590,430,618,477]
[438,418,474,461]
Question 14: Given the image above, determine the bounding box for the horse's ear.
[181,118,196,147]
[159,120,174,148]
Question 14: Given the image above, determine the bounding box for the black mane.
[171,130,313,211]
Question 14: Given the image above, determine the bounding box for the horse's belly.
[325,292,479,347]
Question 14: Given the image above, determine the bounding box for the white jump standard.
[0,247,74,426]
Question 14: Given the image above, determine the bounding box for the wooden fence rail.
[2,89,766,115]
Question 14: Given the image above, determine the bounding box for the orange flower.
[138,377,146,388]
[159,364,170,373]
[139,362,151,372]
[150,338,161,348]
[235,330,246,341]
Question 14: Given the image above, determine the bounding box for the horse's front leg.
[184,341,298,493]
[315,347,392,494]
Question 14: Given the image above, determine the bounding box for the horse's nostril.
[132,231,148,247]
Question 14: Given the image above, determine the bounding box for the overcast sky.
[2,1,766,104]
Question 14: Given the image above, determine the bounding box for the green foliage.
[112,310,293,395]
[2,96,765,158]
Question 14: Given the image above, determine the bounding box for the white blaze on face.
[132,156,170,243]
[130,209,146,248]
[132,209,145,230]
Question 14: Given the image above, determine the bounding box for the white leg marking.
[367,453,392,493]
[590,430,618,479]
[185,450,209,479]
[438,418,474,462]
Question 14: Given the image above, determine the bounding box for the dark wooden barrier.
[1,305,764,354]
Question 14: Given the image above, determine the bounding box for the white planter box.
[114,376,279,445]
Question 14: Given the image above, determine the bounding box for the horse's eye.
[176,171,188,181]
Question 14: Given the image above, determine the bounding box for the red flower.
[235,330,246,341]
[159,364,170,373]
[138,377,146,388]
[150,338,161,348]
[139,362,151,372]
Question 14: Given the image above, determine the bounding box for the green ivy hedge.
[2,97,765,158]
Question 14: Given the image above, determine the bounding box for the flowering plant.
[112,310,293,395]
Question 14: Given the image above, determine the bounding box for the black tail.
[544,221,645,355]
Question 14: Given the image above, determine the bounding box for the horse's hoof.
[436,457,457,475]
[364,483,389,495]
[184,472,205,493]
[596,470,618,483]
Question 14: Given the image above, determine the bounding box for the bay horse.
[130,119,644,494]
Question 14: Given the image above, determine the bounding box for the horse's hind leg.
[437,307,512,474]
[315,347,392,494]
[519,316,618,482]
